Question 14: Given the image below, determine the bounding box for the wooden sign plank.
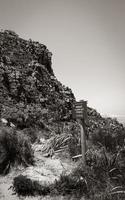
[76,109,83,113]
[75,107,83,110]
[75,103,84,119]
[76,115,84,118]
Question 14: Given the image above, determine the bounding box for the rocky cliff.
[0,30,74,129]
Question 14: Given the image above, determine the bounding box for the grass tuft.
[0,127,34,174]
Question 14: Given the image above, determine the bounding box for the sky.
[0,0,125,118]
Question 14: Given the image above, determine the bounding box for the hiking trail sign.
[75,100,87,119]
[73,100,88,166]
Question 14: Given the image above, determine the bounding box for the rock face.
[0,30,53,74]
[0,30,75,129]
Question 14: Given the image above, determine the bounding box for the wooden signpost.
[73,100,88,166]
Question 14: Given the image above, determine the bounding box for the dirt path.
[0,143,81,200]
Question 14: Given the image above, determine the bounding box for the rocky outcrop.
[0,30,75,129]
[0,30,53,74]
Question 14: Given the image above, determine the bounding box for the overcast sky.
[0,0,125,117]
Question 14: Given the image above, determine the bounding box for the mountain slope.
[0,30,124,138]
[0,30,74,129]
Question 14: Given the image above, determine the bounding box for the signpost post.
[74,100,88,166]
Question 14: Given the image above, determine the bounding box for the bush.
[52,173,87,196]
[89,191,125,200]
[1,104,48,129]
[72,148,125,200]
[91,128,125,153]
[71,161,115,200]
[13,173,87,197]
[85,147,121,182]
[0,127,34,174]
[22,128,38,143]
[13,175,50,196]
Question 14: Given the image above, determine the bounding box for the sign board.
[74,100,88,121]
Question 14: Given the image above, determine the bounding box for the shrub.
[89,191,125,200]
[13,175,50,196]
[71,160,116,200]
[52,173,87,196]
[73,148,125,200]
[22,128,37,143]
[13,173,87,197]
[0,127,34,174]
[1,104,48,129]
[72,161,106,195]
[91,127,125,153]
[85,147,121,182]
